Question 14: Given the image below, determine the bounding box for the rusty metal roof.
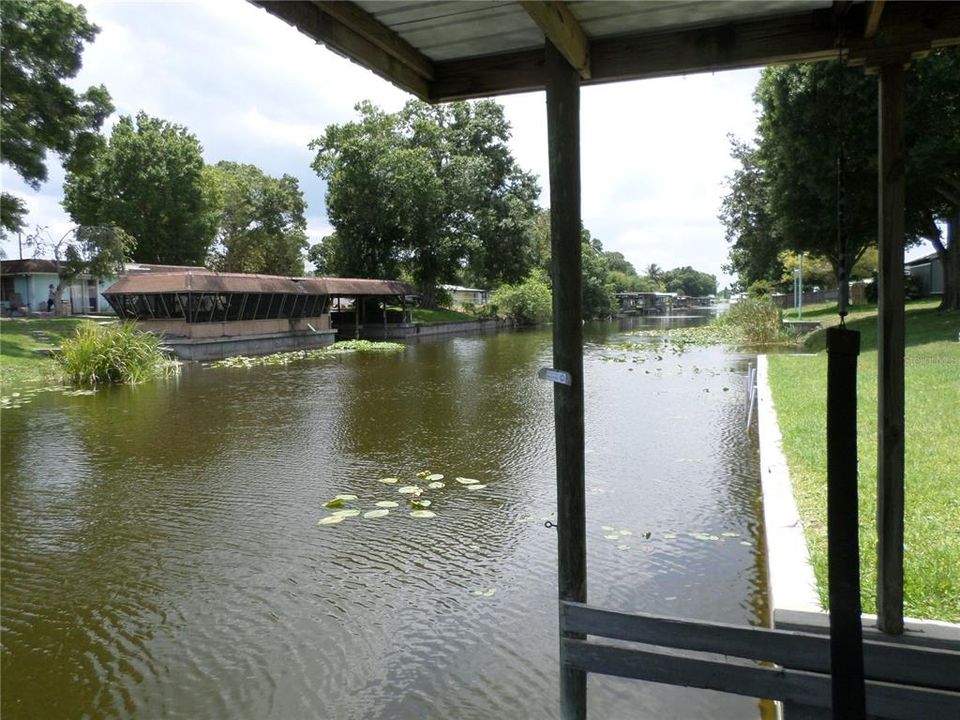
[251,1,960,102]
[103,271,413,297]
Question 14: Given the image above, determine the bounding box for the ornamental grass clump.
[716,297,790,345]
[58,321,176,386]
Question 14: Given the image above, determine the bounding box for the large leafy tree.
[311,100,540,306]
[0,0,113,239]
[63,112,218,266]
[661,266,717,297]
[722,49,960,307]
[207,161,308,276]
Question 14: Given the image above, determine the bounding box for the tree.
[63,112,218,266]
[311,100,540,305]
[1,0,113,238]
[207,161,308,276]
[660,266,717,297]
[25,223,132,313]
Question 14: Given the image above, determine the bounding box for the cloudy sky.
[3,0,791,285]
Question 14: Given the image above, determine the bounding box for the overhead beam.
[521,2,591,79]
[865,1,886,39]
[312,1,435,81]
[252,1,430,99]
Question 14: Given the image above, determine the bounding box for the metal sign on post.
[539,367,572,386]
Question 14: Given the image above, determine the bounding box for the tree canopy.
[63,112,218,266]
[721,48,960,307]
[207,161,308,276]
[0,0,113,238]
[310,99,540,305]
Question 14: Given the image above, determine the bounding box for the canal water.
[1,312,768,719]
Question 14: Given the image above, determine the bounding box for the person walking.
[47,284,56,312]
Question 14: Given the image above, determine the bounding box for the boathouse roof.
[103,270,413,297]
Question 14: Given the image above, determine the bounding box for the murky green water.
[2,313,768,719]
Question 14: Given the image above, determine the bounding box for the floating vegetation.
[375,500,399,508]
[323,498,345,509]
[601,525,615,531]
[410,510,436,518]
[472,587,497,597]
[398,485,421,494]
[425,473,444,481]
[427,481,445,490]
[416,470,431,479]
[364,509,390,519]
[455,477,479,485]
[318,515,345,526]
[410,499,432,509]
[332,509,361,518]
[63,389,96,396]
[604,533,620,540]
[616,544,631,551]
[379,477,399,484]
[335,494,358,501]
[722,532,740,538]
[465,484,487,491]
[208,340,405,369]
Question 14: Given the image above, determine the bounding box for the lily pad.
[335,494,358,501]
[601,525,615,531]
[332,509,361,517]
[604,533,620,540]
[379,478,399,484]
[455,477,479,485]
[465,484,487,491]
[398,485,421,494]
[616,544,631,551]
[409,510,436,518]
[410,499,432,508]
[375,500,399,508]
[618,530,633,537]
[364,509,390,519]
[323,498,345,509]
[426,473,444,481]
[427,481,445,490]
[721,532,740,538]
[483,588,497,597]
[663,533,677,539]
[318,515,345,525]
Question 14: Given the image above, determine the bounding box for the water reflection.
[2,313,767,719]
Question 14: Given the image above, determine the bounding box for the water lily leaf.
[410,499,432,508]
[740,541,753,546]
[375,500,399,508]
[426,473,444,481]
[601,525,615,531]
[379,478,399,484]
[465,484,486,491]
[332,509,360,517]
[616,544,631,551]
[410,510,436,518]
[323,498,344,509]
[482,588,497,597]
[604,533,620,540]
[336,494,358,501]
[663,533,677,539]
[722,532,740,538]
[455,477,479,485]
[643,531,652,540]
[398,485,421,494]
[618,530,633,537]
[427,481,445,490]
[417,471,431,478]
[318,515,345,525]
[364,509,390,519]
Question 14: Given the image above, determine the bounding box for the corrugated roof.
[1,259,61,275]
[103,271,413,297]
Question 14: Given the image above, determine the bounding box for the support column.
[876,60,906,635]
[545,40,586,720]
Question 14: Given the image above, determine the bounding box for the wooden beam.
[865,1,886,39]
[545,39,586,720]
[313,1,434,80]
[876,59,907,636]
[521,2,591,79]
[251,1,429,99]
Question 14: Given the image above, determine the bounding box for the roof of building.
[252,1,960,102]
[0,259,62,275]
[904,251,940,267]
[103,270,413,297]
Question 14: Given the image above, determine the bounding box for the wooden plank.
[545,39,586,720]
[520,1,591,79]
[775,608,960,651]
[252,1,429,99]
[562,602,960,691]
[876,59,906,636]
[865,1,886,39]
[313,1,435,80]
[563,639,960,720]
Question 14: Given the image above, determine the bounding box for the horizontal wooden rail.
[561,602,960,691]
[563,639,960,720]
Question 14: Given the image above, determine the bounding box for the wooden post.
[546,40,587,720]
[826,327,866,719]
[876,60,906,635]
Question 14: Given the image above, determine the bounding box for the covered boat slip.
[250,1,960,718]
[103,271,412,359]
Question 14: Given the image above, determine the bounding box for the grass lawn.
[410,307,473,323]
[0,317,88,391]
[767,299,960,621]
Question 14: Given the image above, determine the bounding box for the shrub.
[58,321,176,386]
[717,297,789,344]
[747,279,777,298]
[491,271,552,325]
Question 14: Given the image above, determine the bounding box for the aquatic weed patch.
[58,321,178,386]
[208,340,405,368]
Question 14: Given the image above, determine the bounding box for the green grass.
[59,321,176,386]
[767,299,960,621]
[0,317,87,391]
[410,307,473,323]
